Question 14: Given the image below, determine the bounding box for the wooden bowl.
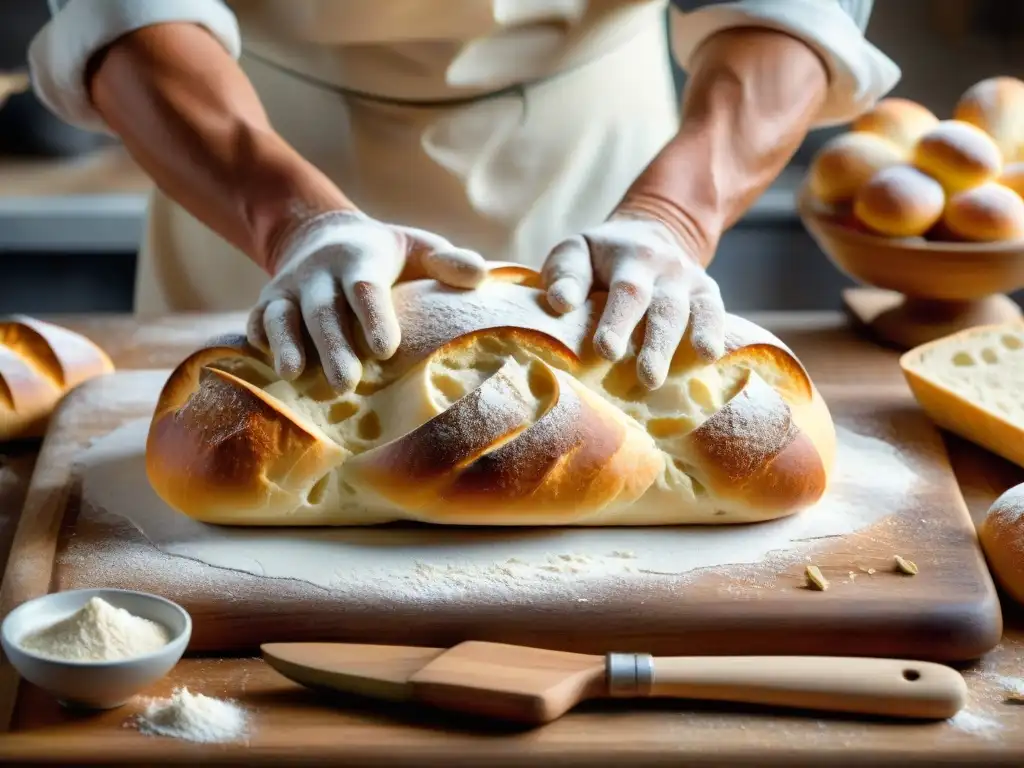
[797,187,1024,349]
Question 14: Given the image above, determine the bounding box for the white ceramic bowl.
[1,588,191,709]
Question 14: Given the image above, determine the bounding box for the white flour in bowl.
[19,596,169,662]
[75,417,923,597]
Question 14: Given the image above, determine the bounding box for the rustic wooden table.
[1,311,1023,766]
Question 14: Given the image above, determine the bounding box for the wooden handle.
[640,656,967,719]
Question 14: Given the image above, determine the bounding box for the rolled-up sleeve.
[28,0,242,133]
[669,0,901,127]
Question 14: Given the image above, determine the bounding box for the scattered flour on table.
[18,596,170,662]
[135,687,248,744]
[979,672,1024,700]
[76,418,923,597]
[948,709,1003,738]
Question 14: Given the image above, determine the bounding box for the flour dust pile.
[78,418,922,600]
[135,687,248,744]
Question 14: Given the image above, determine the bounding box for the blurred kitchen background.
[0,0,1022,314]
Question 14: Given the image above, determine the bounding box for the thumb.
[399,227,488,289]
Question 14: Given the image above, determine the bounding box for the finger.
[342,278,402,360]
[401,228,487,288]
[422,248,488,288]
[246,301,271,353]
[688,279,727,363]
[593,262,655,361]
[637,284,690,390]
[542,236,593,314]
[262,298,306,380]
[299,271,362,393]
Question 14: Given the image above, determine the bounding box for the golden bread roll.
[954,76,1024,162]
[0,316,114,441]
[852,97,939,153]
[146,267,836,527]
[942,182,1024,242]
[998,161,1024,199]
[913,120,1003,193]
[852,165,945,237]
[980,483,1024,606]
[807,132,904,204]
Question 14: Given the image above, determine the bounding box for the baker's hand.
[247,210,486,392]
[541,213,726,390]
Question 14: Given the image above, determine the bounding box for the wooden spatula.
[262,641,967,725]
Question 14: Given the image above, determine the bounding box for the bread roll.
[942,182,1024,242]
[998,161,1024,199]
[0,316,114,441]
[852,97,939,153]
[980,483,1024,606]
[954,76,1024,163]
[852,165,945,237]
[807,132,904,204]
[146,267,836,527]
[913,120,999,193]
[913,120,1003,193]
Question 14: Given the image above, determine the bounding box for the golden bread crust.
[0,317,114,441]
[146,268,836,526]
[979,483,1024,606]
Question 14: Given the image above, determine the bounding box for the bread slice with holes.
[900,323,1024,468]
[146,266,837,527]
[0,316,114,441]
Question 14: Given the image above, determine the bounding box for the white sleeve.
[669,0,901,127]
[28,0,242,133]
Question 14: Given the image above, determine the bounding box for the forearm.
[88,22,352,271]
[618,28,828,266]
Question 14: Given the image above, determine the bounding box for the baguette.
[900,323,1024,468]
[146,266,837,527]
[0,316,114,441]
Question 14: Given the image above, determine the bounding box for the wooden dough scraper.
[262,640,967,725]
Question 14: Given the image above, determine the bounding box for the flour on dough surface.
[77,419,921,595]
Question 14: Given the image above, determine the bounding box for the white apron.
[134,0,679,314]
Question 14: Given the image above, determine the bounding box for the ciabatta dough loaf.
[0,316,114,441]
[147,266,837,527]
[980,483,1024,606]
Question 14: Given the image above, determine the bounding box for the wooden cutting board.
[0,371,1002,666]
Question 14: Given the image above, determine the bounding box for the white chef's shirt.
[24,1,900,315]
[30,0,898,134]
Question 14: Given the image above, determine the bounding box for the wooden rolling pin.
[262,640,967,725]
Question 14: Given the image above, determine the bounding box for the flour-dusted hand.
[542,213,726,390]
[247,210,487,392]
